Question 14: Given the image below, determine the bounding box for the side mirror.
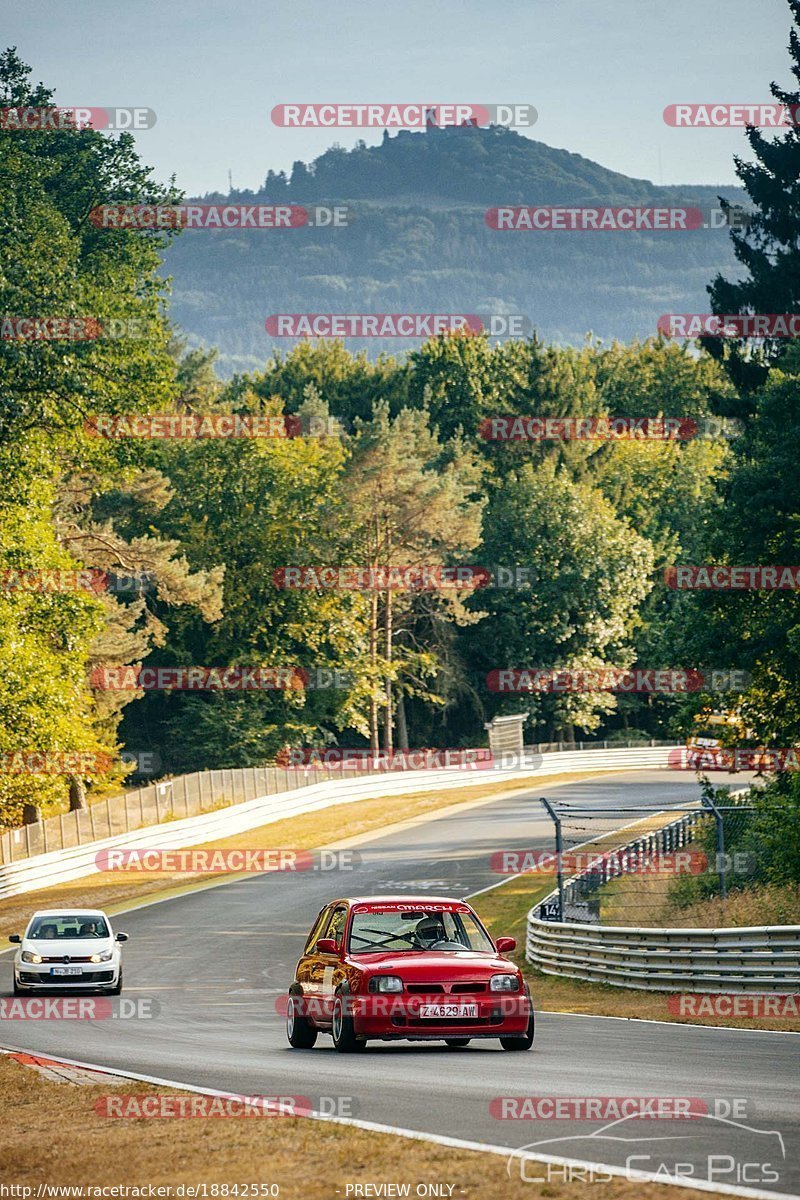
[115,932,129,943]
[316,937,338,955]
[495,936,516,954]
[8,934,20,944]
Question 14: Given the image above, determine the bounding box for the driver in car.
[414,915,446,948]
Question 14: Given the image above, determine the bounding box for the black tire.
[12,976,23,996]
[445,1038,471,1048]
[331,988,365,1053]
[287,991,318,1049]
[500,1007,535,1051]
[107,971,123,996]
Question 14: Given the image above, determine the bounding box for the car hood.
[25,938,114,954]
[350,951,516,978]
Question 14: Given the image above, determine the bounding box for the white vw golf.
[9,909,128,995]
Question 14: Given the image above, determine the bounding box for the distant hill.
[162,124,745,374]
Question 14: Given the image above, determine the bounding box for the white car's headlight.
[21,951,42,964]
[490,973,520,992]
[368,975,403,993]
[90,950,113,963]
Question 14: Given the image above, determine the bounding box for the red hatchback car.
[286,896,534,1052]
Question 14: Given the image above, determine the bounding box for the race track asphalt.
[1,770,797,1197]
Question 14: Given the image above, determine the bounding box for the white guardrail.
[0,745,676,899]
[526,810,800,994]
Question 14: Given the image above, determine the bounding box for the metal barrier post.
[539,796,565,920]
[702,791,727,901]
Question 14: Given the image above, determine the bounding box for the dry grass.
[0,771,614,940]
[601,876,800,929]
[0,1054,736,1200]
[472,875,800,1032]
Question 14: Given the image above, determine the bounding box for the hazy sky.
[4,0,795,195]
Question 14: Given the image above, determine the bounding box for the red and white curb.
[3,1047,130,1086]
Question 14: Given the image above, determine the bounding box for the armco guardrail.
[526,810,800,994]
[0,744,677,899]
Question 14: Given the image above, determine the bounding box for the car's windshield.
[28,915,109,940]
[349,908,494,953]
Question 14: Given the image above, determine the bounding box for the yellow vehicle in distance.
[686,709,772,772]
[690,710,753,768]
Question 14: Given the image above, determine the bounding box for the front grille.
[40,955,95,964]
[393,1013,501,1027]
[405,981,487,994]
[18,970,114,985]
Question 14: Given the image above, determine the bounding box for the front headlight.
[90,950,113,963]
[21,951,42,964]
[368,975,403,993]
[490,973,520,992]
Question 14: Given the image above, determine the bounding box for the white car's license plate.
[418,1003,478,1019]
[51,967,82,976]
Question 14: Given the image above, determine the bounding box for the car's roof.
[28,909,109,918]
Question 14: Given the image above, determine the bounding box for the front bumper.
[351,992,532,1038]
[16,965,118,989]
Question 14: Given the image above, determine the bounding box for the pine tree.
[704,0,800,403]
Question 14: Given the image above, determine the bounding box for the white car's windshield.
[349,908,494,953]
[28,916,109,940]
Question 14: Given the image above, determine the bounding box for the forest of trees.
[165,125,746,374]
[1,0,800,829]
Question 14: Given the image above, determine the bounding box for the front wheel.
[12,976,23,996]
[107,971,123,996]
[445,1038,471,1048]
[287,993,317,1049]
[331,990,365,1053]
[500,1008,534,1051]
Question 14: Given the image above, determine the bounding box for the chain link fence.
[534,791,755,927]
[0,764,372,864]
